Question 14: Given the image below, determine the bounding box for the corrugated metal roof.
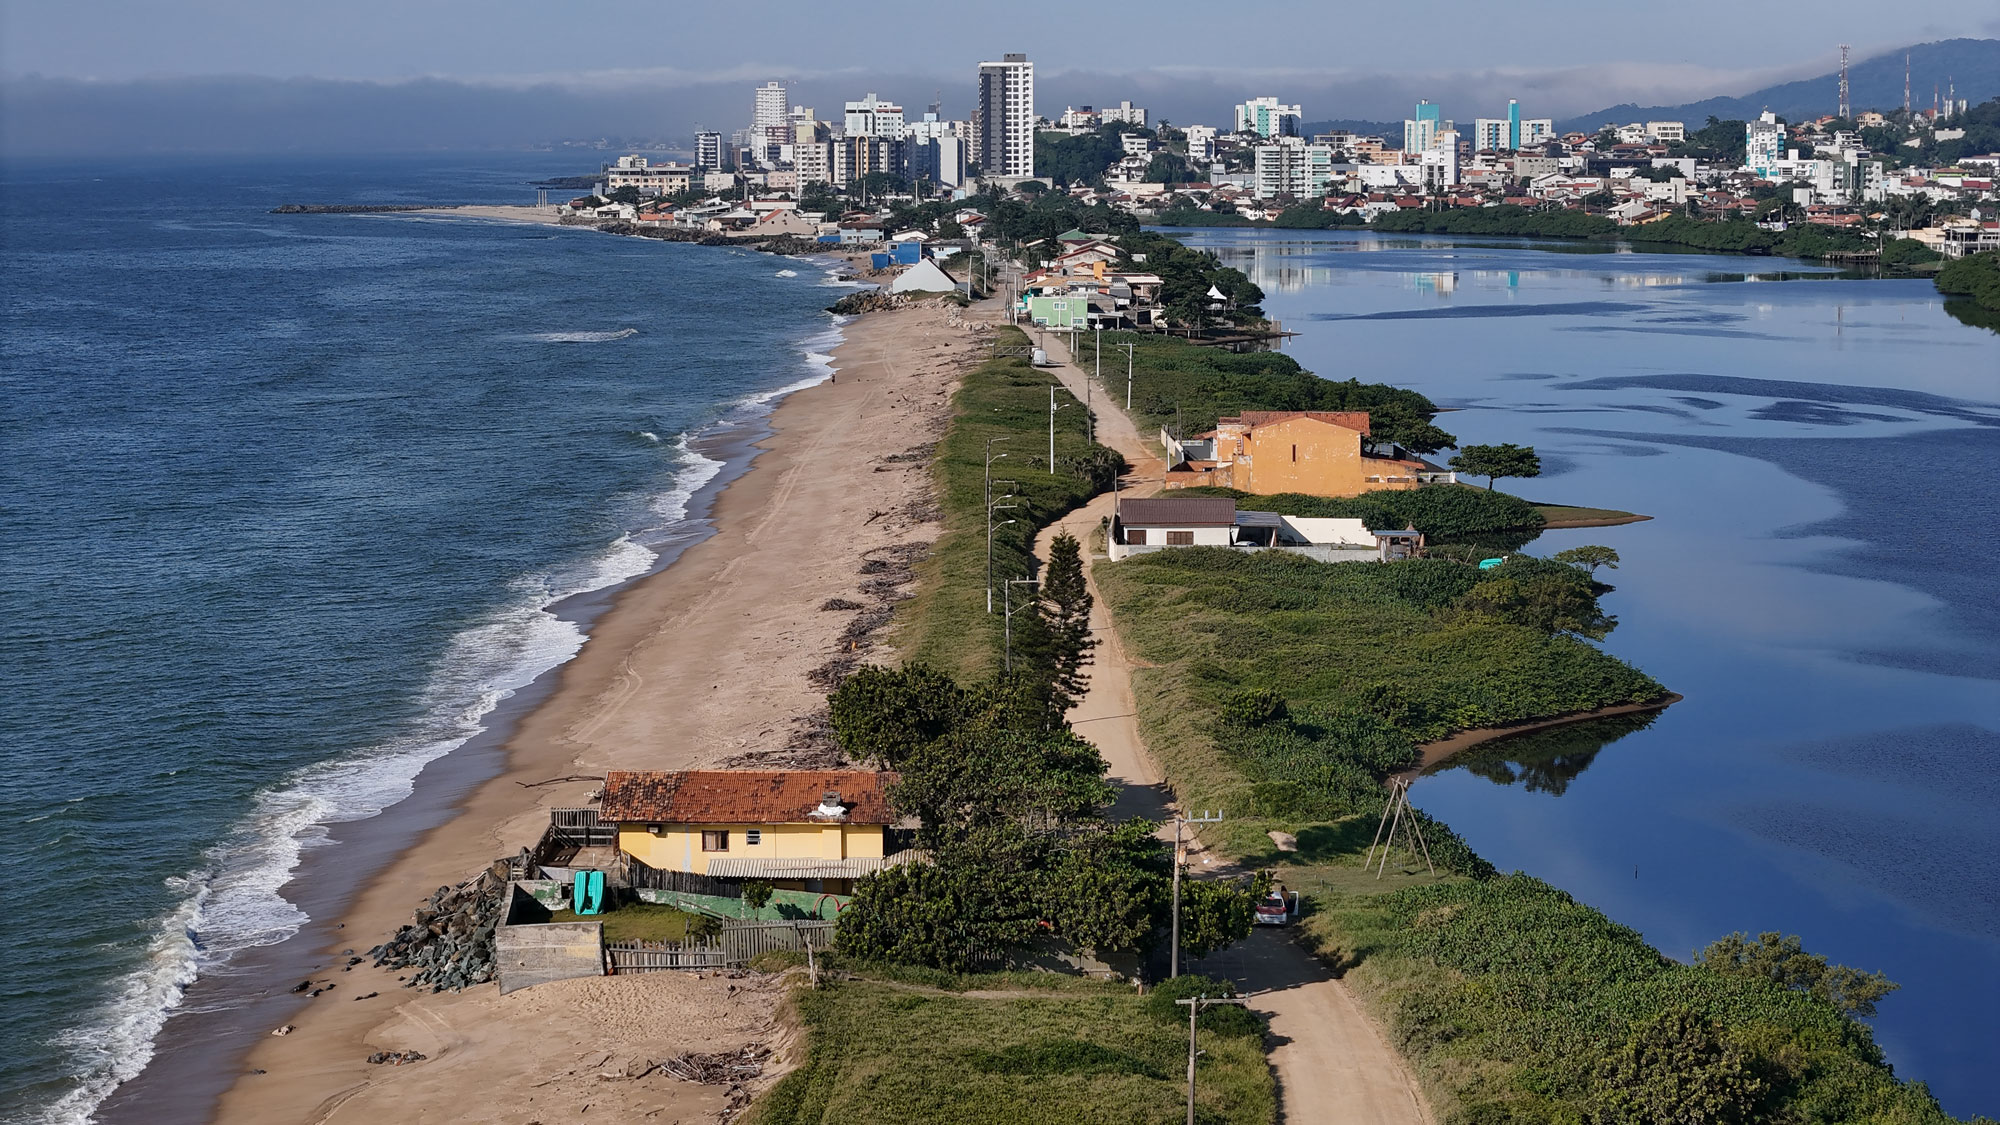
[703,856,912,879]
[1116,497,1237,527]
[1235,510,1285,527]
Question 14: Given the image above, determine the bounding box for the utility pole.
[1117,339,1136,411]
[1002,577,1038,674]
[1090,322,1102,444]
[1838,44,1851,120]
[1176,994,1250,1125]
[1170,810,1225,978]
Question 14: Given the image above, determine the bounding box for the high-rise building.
[1234,97,1302,138]
[1404,101,1443,153]
[844,93,906,141]
[1746,112,1785,177]
[1418,130,1460,187]
[1507,99,1522,151]
[750,81,789,165]
[694,131,723,172]
[1101,100,1148,127]
[910,135,966,188]
[1183,124,1219,164]
[975,53,1036,178]
[1253,137,1335,199]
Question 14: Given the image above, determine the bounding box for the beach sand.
[208,301,987,1124]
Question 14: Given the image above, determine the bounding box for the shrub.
[1143,974,1263,1037]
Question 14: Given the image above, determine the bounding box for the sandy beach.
[205,299,987,1124]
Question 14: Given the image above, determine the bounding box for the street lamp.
[1002,577,1039,674]
[1048,385,1073,475]
[986,494,1017,615]
[1117,339,1137,411]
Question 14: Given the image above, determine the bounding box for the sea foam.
[32,446,759,1124]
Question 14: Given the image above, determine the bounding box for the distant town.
[553,51,1999,267]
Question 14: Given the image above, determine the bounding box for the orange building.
[1163,410,1447,497]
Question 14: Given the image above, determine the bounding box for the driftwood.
[658,1044,770,1085]
[515,774,605,788]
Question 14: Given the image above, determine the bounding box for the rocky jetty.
[369,867,506,992]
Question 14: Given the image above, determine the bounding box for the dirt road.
[1027,328,1436,1125]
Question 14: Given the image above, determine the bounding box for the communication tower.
[1904,53,1911,113]
[1837,45,1851,119]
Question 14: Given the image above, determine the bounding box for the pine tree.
[1040,532,1096,710]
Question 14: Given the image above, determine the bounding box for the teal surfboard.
[572,869,604,915]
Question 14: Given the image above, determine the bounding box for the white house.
[1110,497,1424,562]
[889,258,959,294]
[1109,497,1238,559]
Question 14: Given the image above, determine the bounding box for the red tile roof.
[601,770,897,825]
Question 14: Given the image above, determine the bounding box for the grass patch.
[546,902,706,943]
[748,976,1273,1125]
[1533,503,1648,527]
[1095,548,1662,839]
[892,326,1121,679]
[1293,876,1969,1125]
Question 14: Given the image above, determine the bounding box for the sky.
[4,0,1998,153]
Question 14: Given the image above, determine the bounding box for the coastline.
[102,296,984,1124]
[1405,692,1685,777]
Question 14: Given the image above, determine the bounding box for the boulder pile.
[368,868,506,992]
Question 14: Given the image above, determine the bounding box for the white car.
[1254,890,1298,926]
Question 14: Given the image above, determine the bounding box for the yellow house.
[600,770,898,890]
[1163,410,1446,497]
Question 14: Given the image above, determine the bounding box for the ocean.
[1176,227,2000,1118]
[0,154,852,1123]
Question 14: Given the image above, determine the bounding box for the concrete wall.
[495,883,605,995]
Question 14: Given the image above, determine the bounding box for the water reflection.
[1428,712,1661,796]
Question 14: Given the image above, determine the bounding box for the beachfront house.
[1162,411,1454,497]
[600,769,900,894]
[1109,496,1423,562]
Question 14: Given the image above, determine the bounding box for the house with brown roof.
[601,769,901,891]
[1162,411,1451,498]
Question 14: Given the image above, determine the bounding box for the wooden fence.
[606,939,729,973]
[604,921,835,974]
[722,920,836,963]
[527,808,618,870]
[624,856,740,898]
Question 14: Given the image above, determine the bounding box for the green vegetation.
[1298,876,1968,1125]
[1090,329,1455,453]
[1175,486,1545,542]
[1373,206,1620,240]
[1936,251,2000,313]
[548,902,707,943]
[748,974,1272,1125]
[892,327,1123,682]
[1450,443,1542,491]
[1369,206,1882,262]
[1880,237,1943,267]
[1114,231,1269,327]
[1035,124,1148,188]
[1696,931,1899,1020]
[828,664,1258,972]
[1095,548,1662,860]
[1535,503,1647,527]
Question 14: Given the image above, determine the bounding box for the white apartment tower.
[752,81,789,165]
[845,93,906,140]
[976,53,1036,178]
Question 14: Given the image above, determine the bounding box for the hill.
[1559,37,2000,132]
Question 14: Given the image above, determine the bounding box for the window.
[1166,531,1195,546]
[745,829,762,846]
[701,830,729,852]
[1126,528,1147,545]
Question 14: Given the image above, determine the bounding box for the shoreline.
[93,242,979,1121]
[200,299,982,1124]
[1403,692,1685,779]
